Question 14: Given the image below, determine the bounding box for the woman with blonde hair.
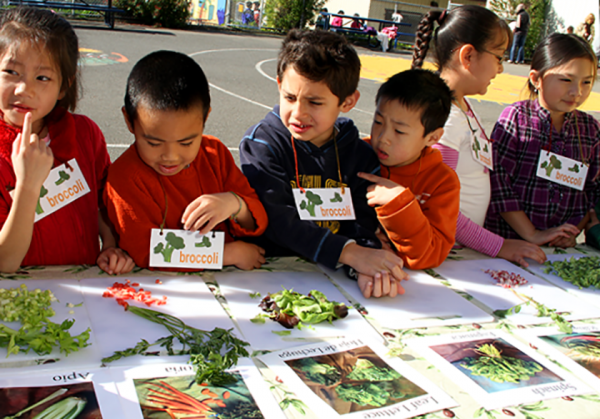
[576,13,595,43]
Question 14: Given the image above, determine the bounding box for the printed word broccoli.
[330,192,343,203]
[36,185,48,215]
[540,155,562,176]
[472,137,481,158]
[154,232,185,263]
[55,170,70,186]
[195,236,212,248]
[568,164,580,173]
[299,190,323,217]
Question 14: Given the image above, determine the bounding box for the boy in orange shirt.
[359,69,460,272]
[104,51,268,269]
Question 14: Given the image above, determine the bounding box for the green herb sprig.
[101,306,249,385]
[493,290,572,334]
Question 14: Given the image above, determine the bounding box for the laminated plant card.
[0,368,122,418]
[112,359,286,419]
[517,323,600,391]
[407,330,591,410]
[258,337,456,418]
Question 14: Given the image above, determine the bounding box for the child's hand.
[548,234,578,249]
[357,272,405,298]
[223,241,266,270]
[182,192,238,234]
[11,112,53,192]
[97,246,135,275]
[528,223,580,246]
[358,172,405,207]
[340,243,409,282]
[497,239,546,267]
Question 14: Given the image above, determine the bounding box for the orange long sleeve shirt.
[104,135,268,268]
[373,145,460,270]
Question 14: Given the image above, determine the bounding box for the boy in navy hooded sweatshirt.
[240,30,407,298]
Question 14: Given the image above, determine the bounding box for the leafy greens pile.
[258,288,348,329]
[101,306,249,385]
[543,256,600,289]
[0,284,90,356]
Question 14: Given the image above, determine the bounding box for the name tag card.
[149,228,224,269]
[292,187,356,221]
[470,131,493,170]
[35,158,90,222]
[536,151,588,191]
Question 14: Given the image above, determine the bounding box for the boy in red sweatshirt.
[104,51,268,270]
[359,69,460,274]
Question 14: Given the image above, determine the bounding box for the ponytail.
[411,5,511,72]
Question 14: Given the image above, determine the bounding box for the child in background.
[411,5,546,267]
[0,7,132,273]
[104,51,268,269]
[331,11,344,28]
[486,34,600,248]
[358,69,460,271]
[240,30,407,298]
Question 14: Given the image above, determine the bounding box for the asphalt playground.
[74,23,600,165]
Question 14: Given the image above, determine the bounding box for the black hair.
[0,7,79,111]
[528,33,597,97]
[376,69,452,136]
[277,29,360,105]
[412,5,511,71]
[124,50,210,122]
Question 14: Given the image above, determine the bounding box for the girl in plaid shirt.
[487,34,600,249]
[411,5,546,267]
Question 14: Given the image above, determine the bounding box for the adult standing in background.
[507,4,529,64]
[576,13,595,43]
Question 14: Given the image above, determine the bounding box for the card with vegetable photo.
[434,259,600,325]
[518,324,600,391]
[214,271,384,351]
[112,359,286,419]
[320,265,493,329]
[149,229,225,269]
[79,277,242,368]
[0,368,122,418]
[0,279,100,375]
[292,188,356,220]
[407,330,590,410]
[258,337,456,418]
[525,254,600,309]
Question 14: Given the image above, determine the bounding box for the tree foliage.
[116,0,190,28]
[264,0,325,31]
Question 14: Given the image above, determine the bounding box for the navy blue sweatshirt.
[239,105,381,269]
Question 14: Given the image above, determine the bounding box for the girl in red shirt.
[0,7,133,273]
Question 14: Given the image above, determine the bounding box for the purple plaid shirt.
[485,99,600,239]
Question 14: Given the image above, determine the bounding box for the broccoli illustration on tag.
[568,164,580,173]
[154,232,185,263]
[472,136,481,158]
[195,236,212,248]
[36,185,48,215]
[55,170,70,186]
[299,190,323,217]
[483,143,489,153]
[330,192,343,203]
[540,155,562,176]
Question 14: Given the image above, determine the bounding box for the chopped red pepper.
[102,280,168,308]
